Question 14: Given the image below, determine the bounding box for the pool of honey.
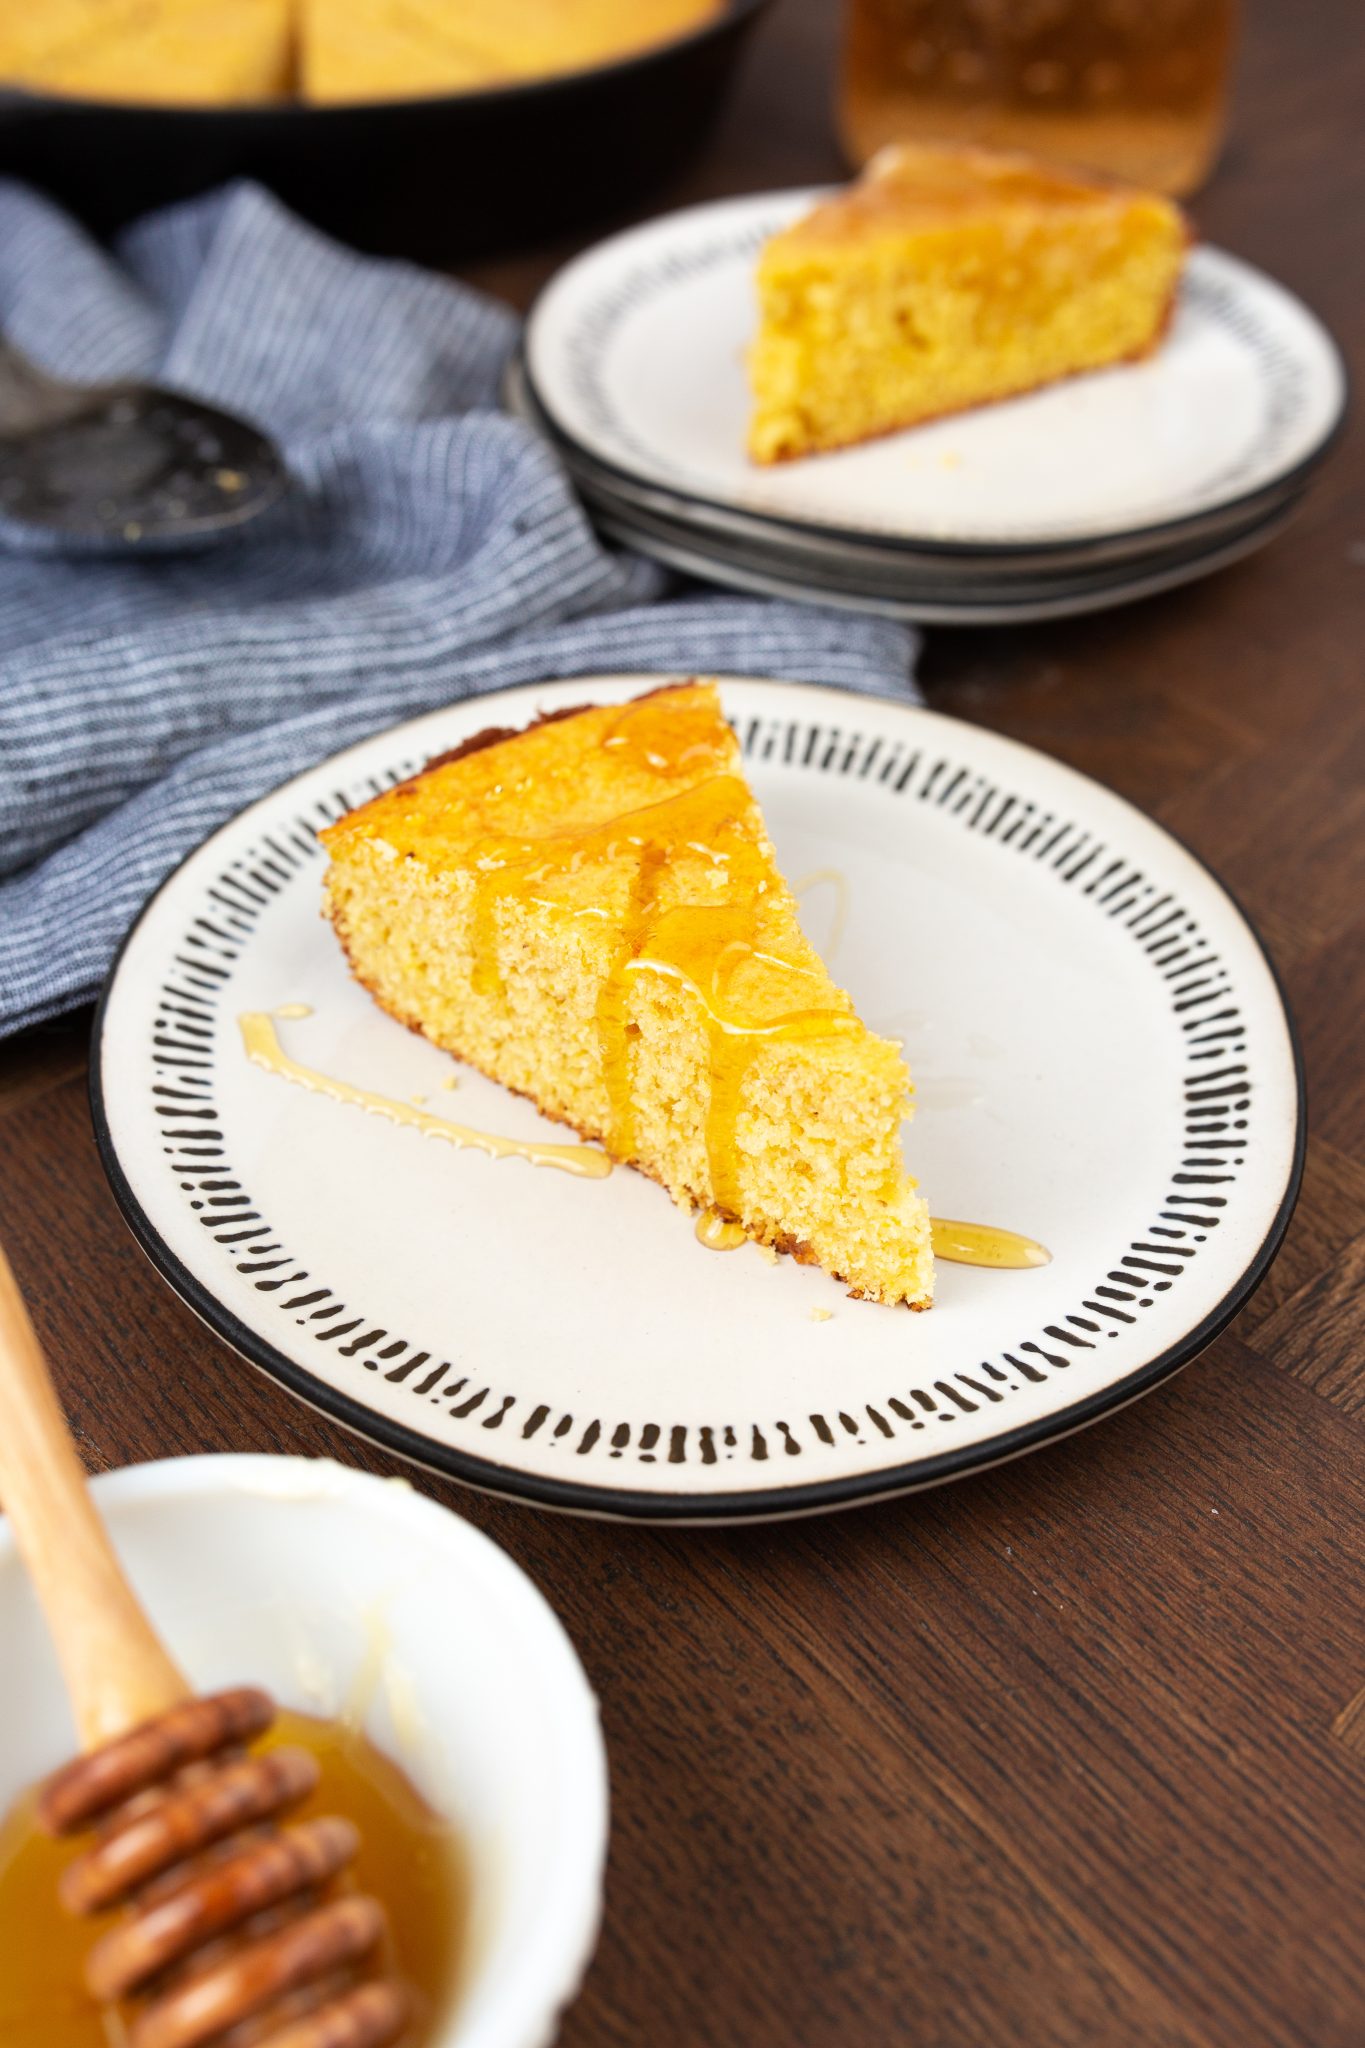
[0,1709,469,2046]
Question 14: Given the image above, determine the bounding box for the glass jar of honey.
[839,0,1239,195]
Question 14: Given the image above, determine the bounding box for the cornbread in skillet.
[321,681,933,1308]
[0,0,293,102]
[300,0,724,101]
[748,142,1189,463]
[0,0,721,104]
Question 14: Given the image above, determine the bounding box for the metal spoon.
[0,336,287,545]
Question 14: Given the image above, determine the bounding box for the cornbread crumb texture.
[321,682,934,1309]
[0,0,723,103]
[748,141,1189,463]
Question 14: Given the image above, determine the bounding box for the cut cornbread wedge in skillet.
[320,681,933,1308]
[0,0,293,103]
[748,141,1189,463]
[299,0,724,100]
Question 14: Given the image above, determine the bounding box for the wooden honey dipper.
[0,1244,413,2048]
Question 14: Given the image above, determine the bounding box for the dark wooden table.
[5,3,1364,2042]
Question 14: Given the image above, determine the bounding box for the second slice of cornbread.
[749,142,1189,464]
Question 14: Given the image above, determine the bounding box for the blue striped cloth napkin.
[0,181,920,1038]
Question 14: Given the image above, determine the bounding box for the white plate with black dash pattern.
[522,190,1347,553]
[93,677,1303,1524]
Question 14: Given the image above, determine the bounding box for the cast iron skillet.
[0,0,768,260]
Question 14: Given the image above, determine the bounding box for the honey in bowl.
[0,1708,469,2046]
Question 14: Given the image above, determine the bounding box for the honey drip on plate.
[930,1218,1052,1269]
[455,694,858,1210]
[792,868,851,960]
[696,1206,1050,1270]
[239,1012,610,1179]
[695,1206,747,1251]
[0,1710,467,2048]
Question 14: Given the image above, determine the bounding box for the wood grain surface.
[3,2,1363,2042]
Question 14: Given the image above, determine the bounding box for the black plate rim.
[579,477,1306,597]
[0,0,766,125]
[89,676,1306,1524]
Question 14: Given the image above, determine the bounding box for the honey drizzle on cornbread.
[238,1011,611,1179]
[443,694,860,1204]
[314,688,1049,1297]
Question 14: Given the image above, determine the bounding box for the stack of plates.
[513,190,1347,625]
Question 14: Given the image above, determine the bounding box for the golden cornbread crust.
[748,141,1191,465]
[417,700,599,775]
[320,681,934,1308]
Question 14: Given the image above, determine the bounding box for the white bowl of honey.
[0,1453,608,2047]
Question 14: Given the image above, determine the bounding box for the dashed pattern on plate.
[148,714,1249,1475]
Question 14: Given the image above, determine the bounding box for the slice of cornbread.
[1,0,293,103]
[300,0,722,101]
[748,142,1189,464]
[321,682,933,1308]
